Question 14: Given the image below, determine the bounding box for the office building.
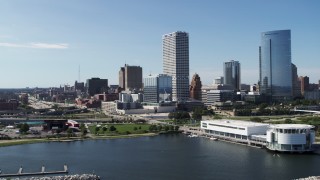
[75,81,85,92]
[224,60,241,90]
[190,73,202,101]
[291,63,301,97]
[163,31,189,102]
[86,78,108,96]
[119,67,125,89]
[299,76,309,96]
[214,76,224,85]
[143,74,172,103]
[119,64,143,91]
[259,30,292,101]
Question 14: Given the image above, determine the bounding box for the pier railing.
[0,165,68,178]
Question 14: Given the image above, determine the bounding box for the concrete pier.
[0,165,68,178]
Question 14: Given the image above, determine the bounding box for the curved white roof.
[271,124,314,129]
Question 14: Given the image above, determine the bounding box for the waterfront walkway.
[0,165,68,178]
[180,126,266,147]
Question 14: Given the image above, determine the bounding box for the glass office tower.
[224,60,241,90]
[144,74,172,103]
[259,30,292,101]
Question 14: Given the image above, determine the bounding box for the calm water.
[0,134,320,180]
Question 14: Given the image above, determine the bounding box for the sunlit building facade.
[163,31,189,102]
[259,30,292,102]
[224,60,240,90]
[143,74,172,103]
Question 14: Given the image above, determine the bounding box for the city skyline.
[0,0,320,88]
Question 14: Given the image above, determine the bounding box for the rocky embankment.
[296,176,320,180]
[0,174,100,180]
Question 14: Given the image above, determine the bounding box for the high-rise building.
[143,74,172,103]
[75,81,85,92]
[190,73,202,101]
[224,60,240,90]
[163,31,189,102]
[299,76,309,96]
[86,78,108,96]
[291,63,301,98]
[259,30,292,101]
[119,67,125,89]
[119,64,143,91]
[214,76,224,85]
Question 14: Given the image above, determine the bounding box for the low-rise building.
[200,120,317,153]
[266,124,315,152]
[201,120,269,140]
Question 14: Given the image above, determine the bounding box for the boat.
[210,137,218,141]
[188,134,198,138]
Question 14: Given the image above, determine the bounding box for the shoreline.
[0,133,159,148]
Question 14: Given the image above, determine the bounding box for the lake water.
[0,134,319,180]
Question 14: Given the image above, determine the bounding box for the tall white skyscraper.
[163,31,189,102]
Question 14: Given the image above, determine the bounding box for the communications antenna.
[78,65,81,82]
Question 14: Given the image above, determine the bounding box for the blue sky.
[0,0,319,88]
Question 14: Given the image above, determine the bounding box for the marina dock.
[0,165,68,178]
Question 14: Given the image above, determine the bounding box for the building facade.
[163,31,189,102]
[201,120,269,140]
[86,78,108,96]
[119,64,143,91]
[299,76,309,96]
[143,74,172,103]
[259,30,292,102]
[266,124,315,152]
[119,67,125,89]
[214,76,224,85]
[291,63,301,98]
[224,60,241,90]
[190,73,202,101]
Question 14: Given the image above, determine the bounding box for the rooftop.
[271,124,314,129]
[202,119,269,128]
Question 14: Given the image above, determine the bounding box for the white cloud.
[0,42,69,49]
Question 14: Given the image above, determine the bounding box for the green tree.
[174,126,179,131]
[133,127,138,131]
[109,125,116,132]
[102,126,107,133]
[169,125,174,131]
[19,123,29,133]
[80,123,85,131]
[284,119,292,124]
[181,112,190,119]
[164,126,169,131]
[149,125,157,132]
[67,128,73,137]
[259,103,268,110]
[250,117,263,122]
[81,129,88,136]
[95,126,100,134]
[192,108,202,120]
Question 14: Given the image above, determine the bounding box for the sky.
[0,0,319,88]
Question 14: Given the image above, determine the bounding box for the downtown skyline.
[0,0,320,88]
